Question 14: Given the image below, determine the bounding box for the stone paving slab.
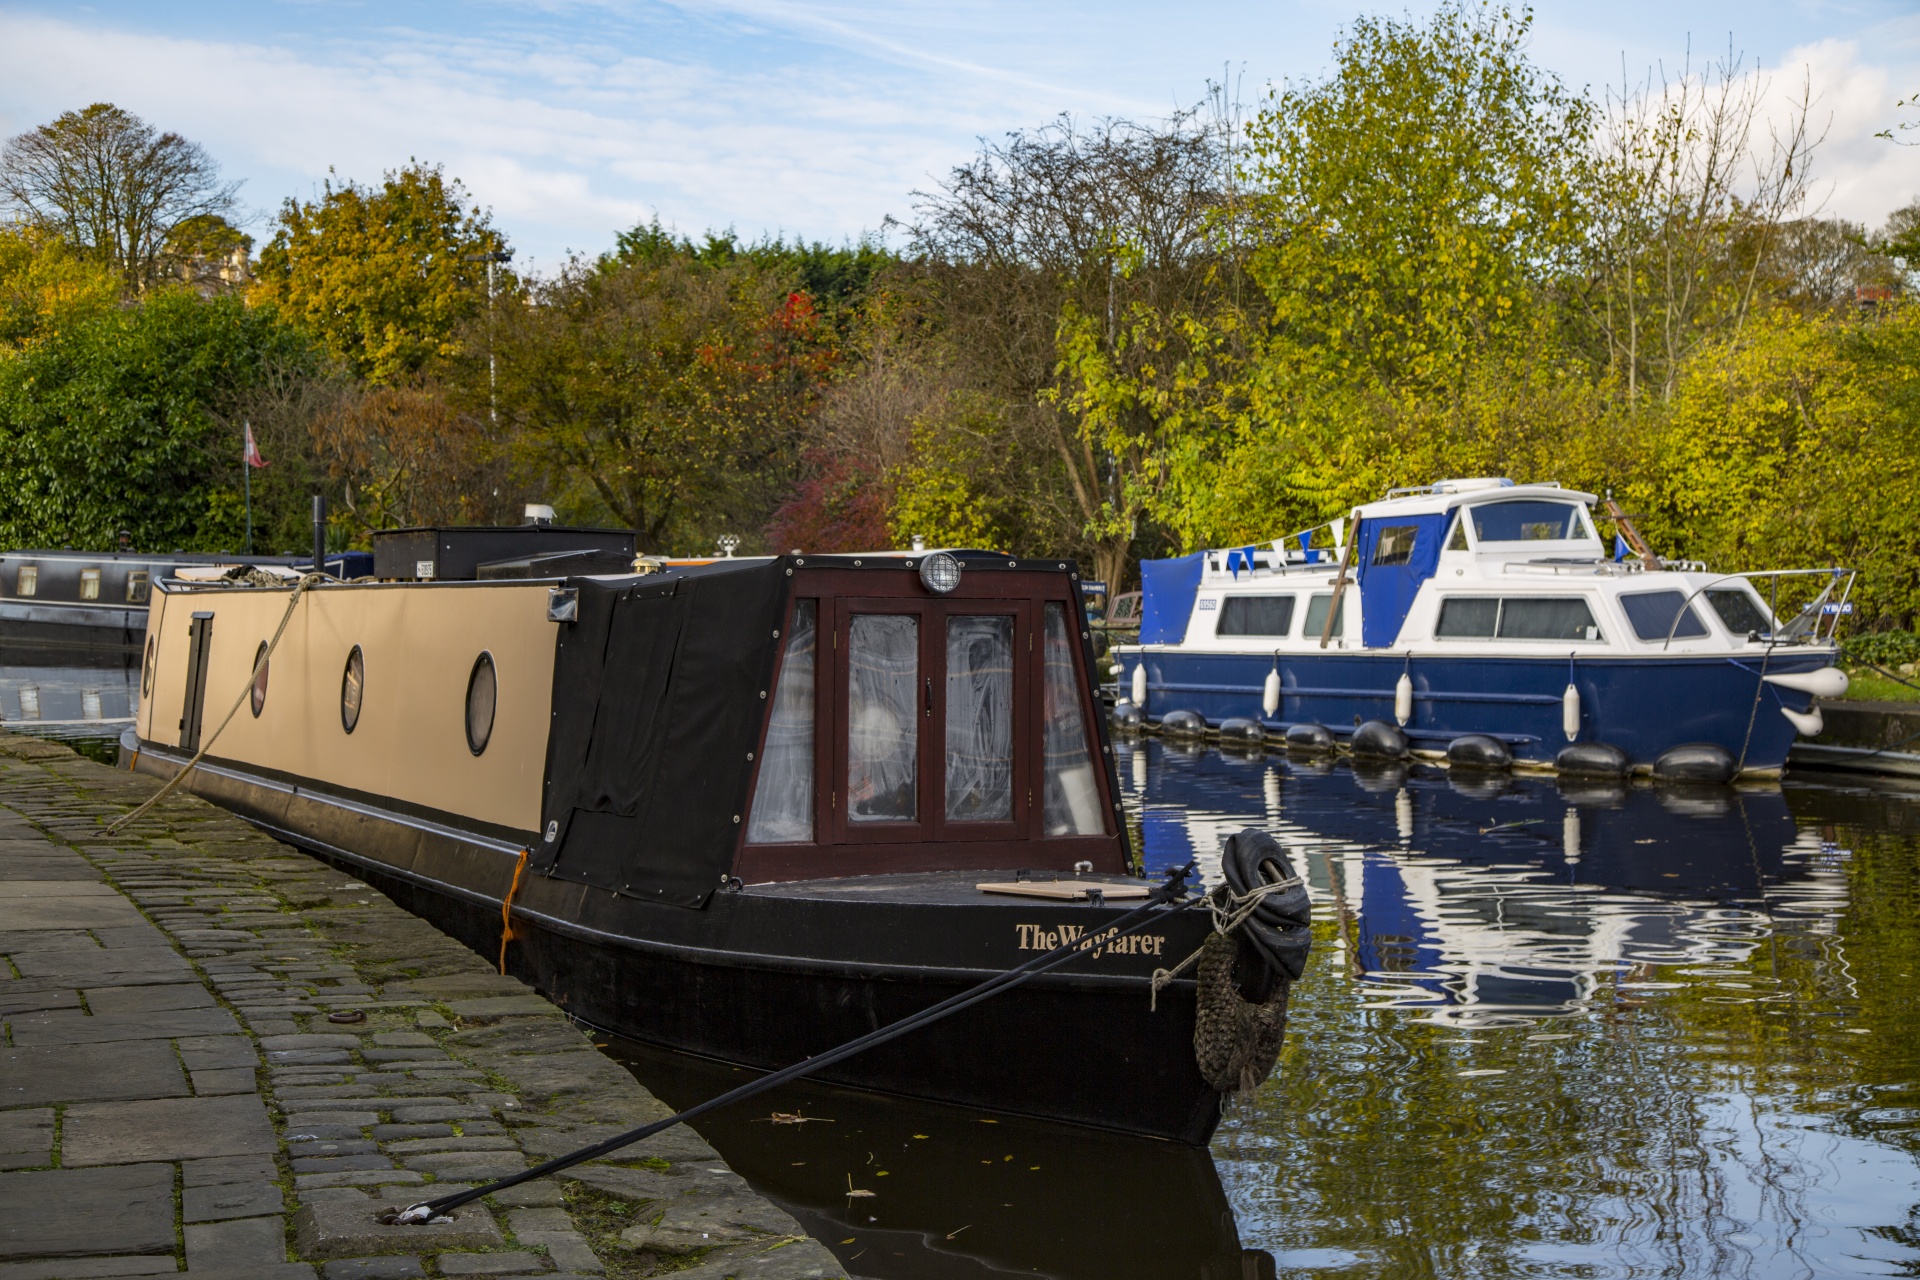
[0,731,844,1280]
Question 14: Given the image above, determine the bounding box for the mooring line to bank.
[388,862,1203,1225]
[108,572,328,836]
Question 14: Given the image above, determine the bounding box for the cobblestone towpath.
[0,733,846,1280]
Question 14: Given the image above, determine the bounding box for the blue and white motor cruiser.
[1111,479,1853,776]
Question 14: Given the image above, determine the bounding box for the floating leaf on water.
[1458,1068,1507,1077]
[845,1174,876,1199]
[758,1112,834,1125]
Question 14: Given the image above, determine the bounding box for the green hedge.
[1842,630,1920,668]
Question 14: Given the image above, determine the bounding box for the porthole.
[465,652,496,756]
[340,645,364,734]
[250,641,270,718]
[141,637,155,698]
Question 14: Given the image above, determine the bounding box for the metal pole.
[243,420,253,556]
[487,258,497,426]
[312,495,327,578]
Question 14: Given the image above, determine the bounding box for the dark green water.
[619,741,1920,1280]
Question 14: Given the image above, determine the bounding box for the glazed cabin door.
[826,598,1033,846]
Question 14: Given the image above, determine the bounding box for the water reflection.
[0,649,137,762]
[1120,736,1920,1278]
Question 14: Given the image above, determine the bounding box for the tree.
[0,290,314,551]
[253,163,507,384]
[0,103,239,293]
[494,243,836,553]
[0,226,120,349]
[897,112,1231,587]
[1583,53,1818,404]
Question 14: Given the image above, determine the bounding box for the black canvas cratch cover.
[534,558,790,907]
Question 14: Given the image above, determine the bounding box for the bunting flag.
[244,420,268,469]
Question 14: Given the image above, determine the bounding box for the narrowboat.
[121,534,1301,1143]
[0,550,371,653]
[1112,479,1852,776]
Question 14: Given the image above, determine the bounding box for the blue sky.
[3,1,1917,270]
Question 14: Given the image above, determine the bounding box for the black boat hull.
[123,732,1226,1144]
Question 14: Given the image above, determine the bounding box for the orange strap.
[498,848,531,976]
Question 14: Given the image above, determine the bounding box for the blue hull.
[1128,650,1833,771]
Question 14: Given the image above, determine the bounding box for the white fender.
[1562,683,1581,742]
[1781,705,1824,737]
[1395,788,1414,843]
[1130,662,1148,708]
[1763,668,1850,699]
[1562,807,1581,864]
[1394,672,1413,725]
[1262,668,1281,718]
[1131,746,1148,792]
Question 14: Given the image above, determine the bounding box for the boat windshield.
[1468,501,1591,544]
[1705,587,1772,636]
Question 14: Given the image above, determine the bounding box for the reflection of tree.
[1214,806,1920,1277]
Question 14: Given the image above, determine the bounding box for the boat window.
[945,614,1014,821]
[1435,597,1499,638]
[340,645,365,733]
[1438,597,1603,640]
[1705,587,1771,636]
[1620,590,1708,642]
[1041,603,1103,835]
[79,569,100,600]
[1469,501,1587,543]
[1498,598,1602,641]
[1217,595,1295,637]
[1372,526,1420,566]
[1303,592,1346,639]
[847,614,918,823]
[747,601,817,844]
[126,571,150,603]
[465,652,496,754]
[1446,515,1469,552]
[16,566,36,597]
[250,641,269,718]
[18,686,39,720]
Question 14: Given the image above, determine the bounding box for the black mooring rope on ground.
[391,862,1202,1224]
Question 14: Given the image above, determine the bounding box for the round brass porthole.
[340,645,364,734]
[250,641,270,718]
[465,652,496,756]
[141,637,155,698]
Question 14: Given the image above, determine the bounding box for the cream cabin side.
[137,580,558,834]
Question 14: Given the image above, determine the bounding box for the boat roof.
[1353,480,1599,521]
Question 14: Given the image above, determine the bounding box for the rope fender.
[1152,828,1313,1096]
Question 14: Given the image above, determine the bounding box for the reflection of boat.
[1121,739,1847,1020]
[1112,479,1849,774]
[611,1036,1264,1280]
[123,535,1255,1142]
[0,550,370,653]
[0,657,140,732]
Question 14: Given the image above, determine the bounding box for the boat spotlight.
[919,551,962,594]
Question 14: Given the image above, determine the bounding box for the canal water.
[621,738,1920,1280]
[18,655,1920,1278]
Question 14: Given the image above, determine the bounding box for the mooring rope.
[388,863,1202,1225]
[108,573,329,836]
[1148,875,1301,1011]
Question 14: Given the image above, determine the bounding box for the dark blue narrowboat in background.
[0,549,372,653]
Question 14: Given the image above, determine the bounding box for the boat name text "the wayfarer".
[1016,924,1167,957]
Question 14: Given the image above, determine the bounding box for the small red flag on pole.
[244,420,268,469]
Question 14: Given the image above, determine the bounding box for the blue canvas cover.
[1138,553,1205,644]
[1354,513,1447,648]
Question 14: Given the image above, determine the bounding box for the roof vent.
[1431,478,1515,494]
[524,504,556,526]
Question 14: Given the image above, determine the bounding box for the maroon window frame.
[734,568,1124,882]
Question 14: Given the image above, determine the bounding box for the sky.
[2,1,1918,271]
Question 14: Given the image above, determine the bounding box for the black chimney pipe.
[312,495,327,577]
